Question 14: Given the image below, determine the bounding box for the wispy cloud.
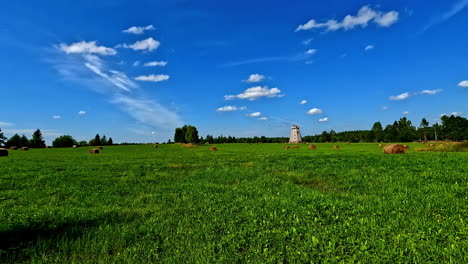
[259,117,268,120]
[216,106,246,112]
[84,55,137,92]
[78,111,86,115]
[221,53,308,67]
[118,38,160,52]
[365,45,374,51]
[302,38,313,45]
[318,117,328,122]
[143,61,168,67]
[135,74,170,82]
[389,92,409,101]
[0,121,13,127]
[296,6,399,32]
[225,86,283,100]
[381,106,389,110]
[52,115,61,119]
[248,112,261,117]
[59,41,117,55]
[300,100,307,105]
[112,94,182,128]
[423,0,468,31]
[123,25,155,35]
[420,89,443,95]
[305,49,317,55]
[403,111,409,115]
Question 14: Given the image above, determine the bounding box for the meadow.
[0,143,466,263]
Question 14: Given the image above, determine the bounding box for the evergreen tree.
[30,129,46,148]
[93,134,102,146]
[108,137,113,145]
[0,128,7,147]
[20,135,29,147]
[6,134,21,148]
[101,135,107,145]
[371,122,384,142]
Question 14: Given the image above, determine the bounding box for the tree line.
[0,129,114,148]
[173,115,467,144]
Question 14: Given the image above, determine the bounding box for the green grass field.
[0,143,466,263]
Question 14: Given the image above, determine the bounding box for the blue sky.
[1,0,467,144]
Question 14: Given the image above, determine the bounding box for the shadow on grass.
[0,211,135,261]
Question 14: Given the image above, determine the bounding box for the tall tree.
[6,134,21,148]
[94,134,102,146]
[30,129,46,148]
[185,125,199,144]
[20,135,29,147]
[0,128,7,147]
[101,135,108,145]
[371,122,384,142]
[174,128,184,143]
[108,137,113,145]
[420,118,429,141]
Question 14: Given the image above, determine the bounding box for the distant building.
[289,125,302,143]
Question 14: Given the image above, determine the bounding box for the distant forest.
[1,115,466,148]
[177,115,468,144]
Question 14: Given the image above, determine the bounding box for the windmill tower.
[289,125,302,143]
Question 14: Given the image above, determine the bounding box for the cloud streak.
[123,25,155,34]
[296,6,399,32]
[225,86,282,100]
[389,92,409,101]
[424,0,468,31]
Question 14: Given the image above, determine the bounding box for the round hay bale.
[378,144,383,147]
[284,145,290,149]
[210,146,217,151]
[0,148,8,157]
[152,144,158,148]
[293,145,299,149]
[10,146,17,150]
[308,144,317,150]
[89,148,99,154]
[333,145,340,149]
[73,145,77,148]
[346,142,351,145]
[403,145,410,149]
[21,147,29,151]
[383,144,406,154]
[96,146,103,150]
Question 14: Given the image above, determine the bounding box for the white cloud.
[123,25,154,34]
[305,49,317,55]
[302,38,313,45]
[389,92,409,101]
[120,38,160,52]
[248,112,261,117]
[0,121,13,127]
[451,112,463,116]
[225,86,282,100]
[403,111,409,115]
[135,74,170,82]
[420,89,443,95]
[259,117,268,120]
[374,11,399,26]
[245,74,265,83]
[240,106,247,110]
[300,100,307,104]
[381,106,389,110]
[133,61,141,67]
[365,45,374,51]
[458,80,468,87]
[59,41,117,56]
[52,115,61,119]
[78,111,86,115]
[216,106,240,112]
[84,55,137,92]
[144,61,168,67]
[307,108,323,115]
[318,117,328,122]
[296,6,399,32]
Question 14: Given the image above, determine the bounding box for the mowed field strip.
[1,143,466,263]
